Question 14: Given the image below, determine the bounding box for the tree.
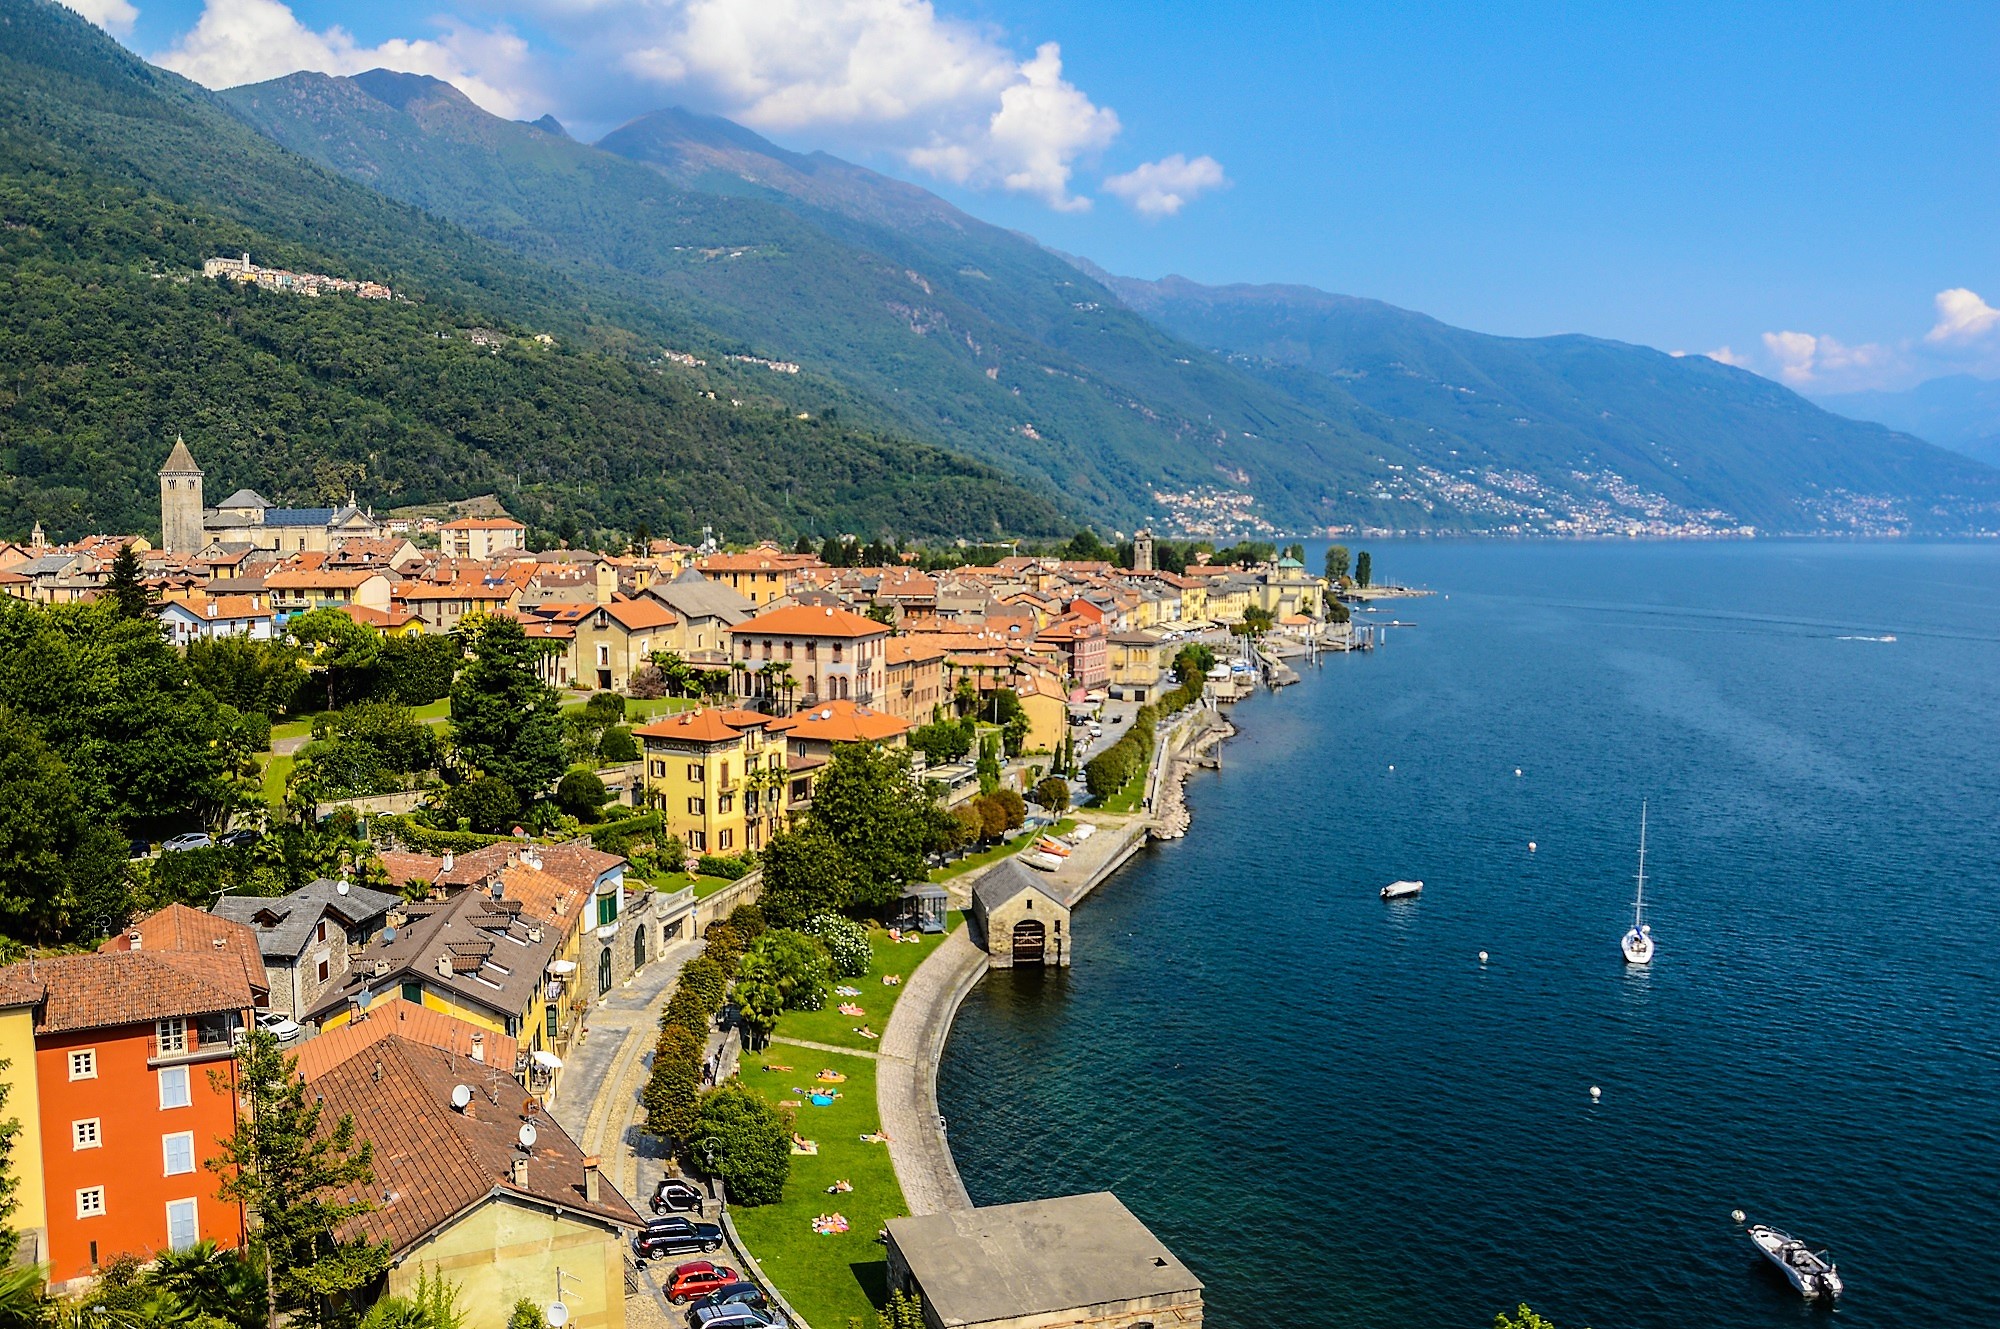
[105,542,154,620]
[1324,545,1351,583]
[971,795,1007,842]
[290,608,382,712]
[188,637,308,718]
[1172,642,1216,685]
[792,534,816,555]
[1032,776,1070,813]
[208,1030,389,1329]
[993,788,1026,830]
[642,1023,703,1146]
[1282,542,1306,563]
[554,769,610,821]
[1355,550,1373,588]
[1231,606,1276,638]
[731,979,784,1050]
[445,776,520,833]
[909,718,973,765]
[149,1242,267,1329]
[693,1080,791,1205]
[975,734,1001,794]
[0,709,130,945]
[598,724,638,763]
[378,634,461,706]
[739,929,831,1013]
[990,688,1031,756]
[755,829,862,928]
[449,617,566,806]
[805,744,957,910]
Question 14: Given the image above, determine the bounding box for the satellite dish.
[450,1084,472,1111]
[545,1305,568,1329]
[518,1121,538,1149]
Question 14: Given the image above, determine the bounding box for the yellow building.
[692,550,818,607]
[635,708,789,855]
[0,973,47,1264]
[310,1035,639,1329]
[1106,630,1175,703]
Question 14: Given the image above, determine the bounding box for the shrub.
[702,923,745,970]
[1032,776,1070,812]
[447,776,521,832]
[585,691,627,722]
[725,903,767,942]
[739,929,831,1012]
[799,913,871,977]
[693,1081,791,1205]
[696,853,753,881]
[680,954,729,1013]
[597,724,638,762]
[554,769,610,820]
[376,815,504,854]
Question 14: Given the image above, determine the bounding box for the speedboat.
[1380,880,1423,900]
[1747,1223,1843,1300]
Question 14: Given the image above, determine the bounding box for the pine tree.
[208,1030,389,1329]
[105,542,154,619]
[449,617,566,806]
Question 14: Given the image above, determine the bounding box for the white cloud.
[1703,346,1748,367]
[609,1,1124,208]
[1102,153,1228,218]
[1759,330,1890,386]
[1925,287,2000,344]
[155,0,539,119]
[68,0,138,37]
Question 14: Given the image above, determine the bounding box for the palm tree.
[758,661,796,715]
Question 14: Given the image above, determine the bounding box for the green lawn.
[649,872,741,900]
[729,1047,902,1329]
[770,918,959,1053]
[261,752,294,803]
[561,696,697,722]
[1101,766,1149,814]
[929,819,1076,882]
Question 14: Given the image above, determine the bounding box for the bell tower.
[159,435,204,555]
[1133,529,1155,574]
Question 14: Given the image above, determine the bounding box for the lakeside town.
[0,440,1398,1329]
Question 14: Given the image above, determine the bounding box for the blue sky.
[94,0,2000,393]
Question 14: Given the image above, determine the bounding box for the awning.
[546,960,577,975]
[531,1050,564,1070]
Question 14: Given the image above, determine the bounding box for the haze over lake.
[941,540,2000,1329]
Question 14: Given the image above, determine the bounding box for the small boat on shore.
[1022,850,1064,872]
[1747,1222,1843,1300]
[1381,880,1423,900]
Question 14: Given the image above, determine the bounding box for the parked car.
[633,1219,725,1261]
[127,839,152,860]
[159,832,213,853]
[218,829,262,849]
[254,1011,303,1042]
[688,1305,779,1329]
[686,1283,768,1320]
[651,1177,706,1214]
[662,1261,739,1305]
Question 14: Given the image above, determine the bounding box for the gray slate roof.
[646,570,754,624]
[215,489,269,509]
[214,878,400,959]
[972,857,1070,914]
[886,1192,1201,1326]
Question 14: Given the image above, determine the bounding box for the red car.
[664,1261,741,1305]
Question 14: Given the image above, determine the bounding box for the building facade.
[730,604,891,709]
[635,708,790,855]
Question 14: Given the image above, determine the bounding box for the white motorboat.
[1747,1223,1843,1300]
[1620,802,1656,965]
[1380,879,1423,900]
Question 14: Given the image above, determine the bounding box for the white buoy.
[1731,1209,1746,1225]
[1590,1085,1602,1101]
[1515,768,1523,777]
[1388,764,1395,772]
[1478,950,1489,964]
[1528,841,1538,852]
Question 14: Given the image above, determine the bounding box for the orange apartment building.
[0,948,258,1285]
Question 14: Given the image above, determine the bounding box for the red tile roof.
[0,950,255,1034]
[730,604,889,640]
[100,903,270,995]
[769,700,911,745]
[296,999,518,1083]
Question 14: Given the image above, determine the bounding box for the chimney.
[510,1156,529,1187]
[469,1032,485,1063]
[128,930,142,951]
[442,851,455,875]
[437,954,453,977]
[583,1157,602,1204]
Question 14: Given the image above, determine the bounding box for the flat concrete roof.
[888,1192,1201,1327]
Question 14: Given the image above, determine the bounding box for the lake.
[938,540,2000,1328]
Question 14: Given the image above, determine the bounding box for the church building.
[159,438,382,556]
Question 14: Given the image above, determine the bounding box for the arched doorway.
[634,924,647,970]
[598,947,613,996]
[1011,918,1046,966]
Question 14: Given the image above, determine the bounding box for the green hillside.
[223,74,1429,533]
[1099,274,2000,535]
[0,0,1064,543]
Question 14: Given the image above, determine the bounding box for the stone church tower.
[1133,529,1156,574]
[158,435,204,555]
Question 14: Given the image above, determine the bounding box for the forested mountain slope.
[1094,272,2000,535]
[0,0,1065,543]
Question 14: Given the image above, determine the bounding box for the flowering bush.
[799,913,872,978]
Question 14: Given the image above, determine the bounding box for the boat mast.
[1634,800,1648,929]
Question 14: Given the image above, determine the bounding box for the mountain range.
[3,0,1997,541]
[1815,376,2000,469]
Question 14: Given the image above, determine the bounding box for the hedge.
[695,853,754,881]
[590,810,662,849]
[374,814,506,854]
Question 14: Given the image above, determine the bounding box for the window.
[317,958,330,983]
[158,1065,192,1110]
[76,1188,105,1219]
[720,761,731,785]
[718,829,733,850]
[598,948,613,995]
[688,762,703,782]
[545,1004,559,1043]
[718,794,734,815]
[597,893,619,927]
[400,981,423,1006]
[165,1199,199,1253]
[72,1119,102,1150]
[163,1132,196,1176]
[687,797,705,816]
[832,643,843,662]
[596,644,610,667]
[156,1018,188,1056]
[68,1049,97,1081]
[316,920,327,943]
[688,831,706,851]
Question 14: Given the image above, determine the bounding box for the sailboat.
[1621,802,1656,964]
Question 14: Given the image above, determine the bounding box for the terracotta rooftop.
[731,603,890,640]
[769,699,912,745]
[633,707,767,745]
[316,1036,638,1256]
[100,902,270,995]
[296,999,519,1082]
[0,950,255,1034]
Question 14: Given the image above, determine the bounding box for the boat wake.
[1836,634,1897,643]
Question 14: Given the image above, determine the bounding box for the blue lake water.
[937,541,2000,1328]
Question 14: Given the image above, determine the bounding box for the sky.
[79,0,2000,395]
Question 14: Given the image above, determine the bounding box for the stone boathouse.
[969,859,1072,968]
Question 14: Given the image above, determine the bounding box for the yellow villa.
[634,708,790,855]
